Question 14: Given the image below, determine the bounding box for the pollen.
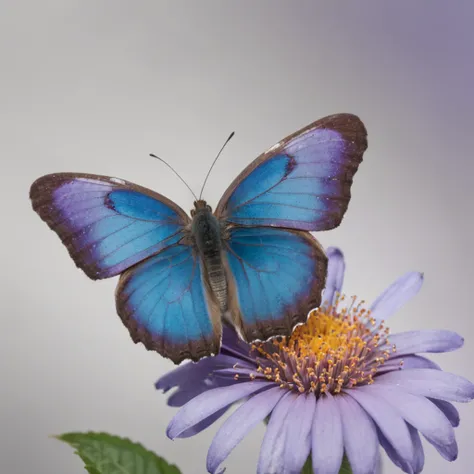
[250,294,393,396]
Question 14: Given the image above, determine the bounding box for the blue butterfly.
[30,113,367,364]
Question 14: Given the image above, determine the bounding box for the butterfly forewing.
[215,113,367,231]
[30,173,190,279]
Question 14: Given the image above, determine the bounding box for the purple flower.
[156,247,474,474]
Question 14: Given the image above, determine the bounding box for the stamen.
[245,295,393,397]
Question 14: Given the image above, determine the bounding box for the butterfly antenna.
[199,131,235,200]
[149,153,198,201]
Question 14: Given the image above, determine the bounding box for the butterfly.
[30,113,367,364]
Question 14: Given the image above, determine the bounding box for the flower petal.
[390,330,464,355]
[167,381,274,439]
[376,354,441,375]
[212,367,264,380]
[167,383,211,407]
[206,386,286,474]
[377,424,425,474]
[425,436,458,462]
[375,368,474,402]
[364,385,456,451]
[155,360,212,392]
[346,388,414,467]
[335,395,379,474]
[377,427,413,473]
[312,393,344,474]
[221,325,256,364]
[388,355,441,371]
[178,406,230,438]
[322,247,345,306]
[428,398,460,427]
[257,391,296,474]
[155,354,250,392]
[283,393,316,474]
[370,272,423,321]
[408,424,425,474]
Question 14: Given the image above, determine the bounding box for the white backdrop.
[2,2,473,473]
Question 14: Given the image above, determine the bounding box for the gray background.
[1,1,473,473]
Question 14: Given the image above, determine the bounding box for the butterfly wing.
[222,226,327,342]
[116,244,221,364]
[215,113,367,231]
[30,173,190,279]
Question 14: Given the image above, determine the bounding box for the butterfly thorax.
[191,201,228,313]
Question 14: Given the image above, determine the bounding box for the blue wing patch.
[116,244,221,364]
[215,114,367,231]
[223,227,327,342]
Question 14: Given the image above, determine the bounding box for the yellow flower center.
[248,295,395,396]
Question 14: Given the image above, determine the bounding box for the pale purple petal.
[374,450,383,474]
[387,355,441,371]
[408,424,425,474]
[167,381,274,439]
[322,247,345,306]
[155,354,250,392]
[377,428,413,473]
[283,393,316,474]
[155,361,213,392]
[425,436,458,461]
[312,393,343,474]
[213,367,264,380]
[364,385,456,450]
[167,378,235,407]
[178,406,230,438]
[376,354,440,375]
[167,384,212,407]
[375,368,474,402]
[206,386,286,474]
[257,392,296,474]
[370,272,423,321]
[335,395,379,474]
[390,330,464,355]
[378,423,424,474]
[221,326,255,363]
[221,324,242,347]
[346,388,414,466]
[429,398,460,427]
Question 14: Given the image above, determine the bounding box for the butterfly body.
[30,113,368,364]
[190,200,228,313]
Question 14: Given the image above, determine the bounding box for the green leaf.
[54,432,182,474]
[301,454,353,474]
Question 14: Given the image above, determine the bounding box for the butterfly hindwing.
[223,226,328,342]
[30,173,190,279]
[215,113,367,231]
[116,244,222,364]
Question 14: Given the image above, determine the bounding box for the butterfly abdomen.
[191,207,228,313]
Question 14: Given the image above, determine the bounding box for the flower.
[156,247,474,474]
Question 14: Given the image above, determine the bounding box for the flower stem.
[301,455,353,474]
